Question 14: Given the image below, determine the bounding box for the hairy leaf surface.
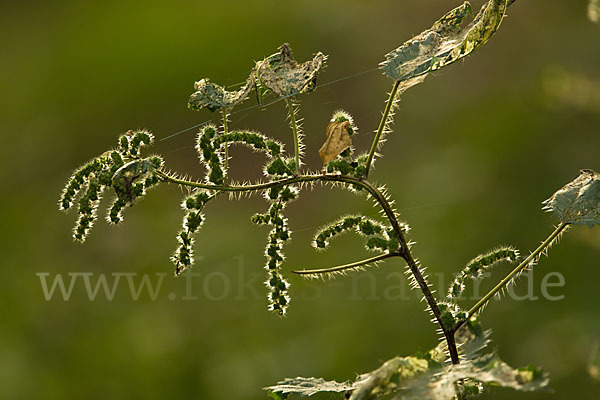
[380,0,508,82]
[256,43,326,98]
[266,320,548,400]
[543,169,600,227]
[188,76,255,112]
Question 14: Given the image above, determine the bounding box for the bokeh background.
[2,0,600,398]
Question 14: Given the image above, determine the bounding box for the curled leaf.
[380,0,507,82]
[255,43,326,98]
[543,169,600,227]
[319,120,352,165]
[188,75,255,112]
[112,158,160,201]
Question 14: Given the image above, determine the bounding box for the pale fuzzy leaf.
[380,1,473,81]
[265,377,357,397]
[349,357,430,400]
[256,43,326,98]
[435,323,492,363]
[543,169,600,227]
[380,0,507,82]
[188,76,255,112]
[319,120,352,165]
[396,354,549,400]
[267,319,549,400]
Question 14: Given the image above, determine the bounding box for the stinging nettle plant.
[59,0,600,398]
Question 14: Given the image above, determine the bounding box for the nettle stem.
[285,98,301,173]
[294,252,401,275]
[403,248,461,364]
[156,169,461,364]
[221,111,230,177]
[365,80,401,178]
[454,222,569,332]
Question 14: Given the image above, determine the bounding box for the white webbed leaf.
[255,43,326,98]
[188,75,255,112]
[543,169,600,227]
[380,0,508,82]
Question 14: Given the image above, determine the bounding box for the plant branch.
[285,98,301,173]
[402,244,460,364]
[293,252,401,275]
[365,80,401,178]
[156,168,460,363]
[454,222,569,332]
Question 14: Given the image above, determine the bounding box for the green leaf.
[380,0,507,82]
[255,43,326,98]
[267,391,289,400]
[543,169,600,227]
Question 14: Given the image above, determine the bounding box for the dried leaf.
[319,120,352,165]
[543,169,600,227]
[255,43,326,98]
[188,75,255,112]
[380,0,507,82]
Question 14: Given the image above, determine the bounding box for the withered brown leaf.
[319,120,352,165]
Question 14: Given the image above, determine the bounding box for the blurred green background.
[2,0,600,398]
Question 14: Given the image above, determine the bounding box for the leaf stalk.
[365,80,401,177]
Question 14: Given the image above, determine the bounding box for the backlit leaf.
[188,76,255,112]
[396,355,549,400]
[266,319,549,400]
[319,120,352,165]
[266,377,357,397]
[543,169,600,227]
[380,0,508,82]
[255,43,326,98]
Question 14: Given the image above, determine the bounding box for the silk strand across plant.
[59,0,600,399]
